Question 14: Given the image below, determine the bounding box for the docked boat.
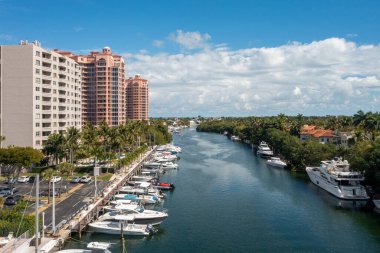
[372,194,380,209]
[256,141,273,156]
[161,162,178,170]
[128,175,156,185]
[306,158,369,200]
[143,161,162,169]
[266,157,287,168]
[103,203,140,212]
[89,221,154,236]
[114,194,160,204]
[98,207,168,225]
[153,182,175,190]
[56,241,112,253]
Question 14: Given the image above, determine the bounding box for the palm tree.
[43,133,65,165]
[353,110,366,127]
[65,127,80,164]
[81,123,99,166]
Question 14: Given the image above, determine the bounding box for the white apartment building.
[0,40,82,149]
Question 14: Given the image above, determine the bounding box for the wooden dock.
[56,147,157,239]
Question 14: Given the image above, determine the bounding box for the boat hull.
[306,168,369,200]
[89,222,150,236]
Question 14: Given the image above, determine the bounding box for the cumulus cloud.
[152,40,164,48]
[123,37,380,117]
[169,29,211,50]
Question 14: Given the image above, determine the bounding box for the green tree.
[43,133,65,165]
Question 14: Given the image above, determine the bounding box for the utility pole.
[52,180,55,235]
[35,174,39,253]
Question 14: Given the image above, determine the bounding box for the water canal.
[65,128,380,252]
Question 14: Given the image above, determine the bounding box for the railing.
[0,231,31,253]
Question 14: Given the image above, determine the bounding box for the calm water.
[65,129,380,252]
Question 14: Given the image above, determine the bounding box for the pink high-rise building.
[126,75,149,121]
[59,47,126,126]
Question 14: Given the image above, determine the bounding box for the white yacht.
[114,194,160,204]
[56,242,112,253]
[256,141,273,156]
[103,203,140,212]
[161,162,178,170]
[266,157,287,168]
[98,207,168,225]
[89,220,154,236]
[306,158,369,200]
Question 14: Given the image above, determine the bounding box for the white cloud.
[169,29,211,50]
[152,40,164,48]
[123,37,380,117]
[293,87,302,96]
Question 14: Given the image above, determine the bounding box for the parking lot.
[0,178,85,197]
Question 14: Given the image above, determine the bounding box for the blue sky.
[1,0,380,117]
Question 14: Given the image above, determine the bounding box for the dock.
[55,147,157,239]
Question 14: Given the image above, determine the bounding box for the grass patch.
[97,173,113,181]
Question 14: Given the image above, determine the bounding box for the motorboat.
[56,241,112,253]
[119,183,165,199]
[266,157,287,168]
[103,203,140,212]
[256,141,273,156]
[98,207,168,225]
[128,175,155,185]
[161,162,178,170]
[114,194,160,204]
[372,194,380,209]
[231,135,240,141]
[306,157,369,200]
[89,221,155,236]
[153,182,175,191]
[143,161,162,169]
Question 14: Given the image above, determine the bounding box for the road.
[43,180,108,228]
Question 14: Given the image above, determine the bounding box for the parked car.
[4,195,23,205]
[28,176,36,183]
[50,176,62,183]
[0,187,17,197]
[71,177,81,183]
[17,176,30,183]
[4,177,17,184]
[80,176,91,183]
[40,190,59,197]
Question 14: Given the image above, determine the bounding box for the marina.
[62,129,380,253]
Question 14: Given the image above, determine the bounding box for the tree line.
[196,111,380,186]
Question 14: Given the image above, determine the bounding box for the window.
[36,140,40,145]
[36,123,40,127]
[35,51,40,57]
[35,87,40,91]
[35,96,40,100]
[35,131,40,136]
[53,65,57,70]
[35,60,40,66]
[53,57,57,61]
[35,69,40,74]
[35,78,41,84]
[36,105,40,109]
[53,81,56,85]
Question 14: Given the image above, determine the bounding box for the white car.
[17,176,30,183]
[50,176,62,183]
[80,176,91,183]
[71,177,81,183]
